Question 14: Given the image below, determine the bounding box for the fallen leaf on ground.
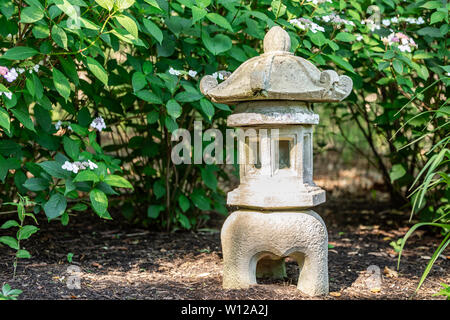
[329,292,341,297]
[370,287,381,293]
[383,266,398,278]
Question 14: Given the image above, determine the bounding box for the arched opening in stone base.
[254,252,305,286]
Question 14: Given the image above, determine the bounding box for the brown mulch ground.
[0,194,448,300]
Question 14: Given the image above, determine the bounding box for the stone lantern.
[200,26,352,296]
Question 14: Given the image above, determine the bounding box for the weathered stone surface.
[228,101,319,127]
[229,125,325,209]
[227,179,325,209]
[200,26,353,104]
[221,210,329,296]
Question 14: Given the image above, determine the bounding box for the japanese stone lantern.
[200,26,352,296]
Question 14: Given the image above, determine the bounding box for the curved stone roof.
[200,26,353,104]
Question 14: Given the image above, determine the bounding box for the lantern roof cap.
[200,26,353,105]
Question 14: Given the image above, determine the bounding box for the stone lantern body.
[200,26,352,296]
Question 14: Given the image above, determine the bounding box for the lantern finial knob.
[263,26,291,53]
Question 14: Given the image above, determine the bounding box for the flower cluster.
[90,116,106,132]
[305,0,332,4]
[382,16,425,27]
[55,120,73,132]
[62,160,98,174]
[211,70,231,81]
[0,91,12,99]
[168,67,198,78]
[1,67,18,82]
[382,32,417,52]
[0,64,41,83]
[289,18,324,33]
[361,19,381,31]
[317,13,355,27]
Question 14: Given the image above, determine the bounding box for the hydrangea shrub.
[0,0,448,235]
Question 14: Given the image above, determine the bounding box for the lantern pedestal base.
[221,210,329,296]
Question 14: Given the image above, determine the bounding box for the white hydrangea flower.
[168,67,181,76]
[0,91,12,99]
[382,19,391,26]
[62,161,79,173]
[55,120,62,130]
[356,34,363,41]
[87,160,98,170]
[188,70,197,78]
[290,18,324,33]
[306,0,332,4]
[90,116,106,132]
[318,13,355,28]
[33,64,40,73]
[17,68,25,74]
[61,160,98,173]
[4,68,18,82]
[382,32,417,52]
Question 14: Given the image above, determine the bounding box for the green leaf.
[393,59,404,74]
[142,18,163,44]
[73,170,99,183]
[132,72,147,92]
[335,32,356,42]
[192,6,207,23]
[39,161,71,179]
[201,166,217,191]
[206,13,233,32]
[175,89,203,103]
[17,225,39,240]
[52,25,68,50]
[166,99,182,119]
[104,175,133,189]
[11,104,36,132]
[271,0,286,18]
[177,213,191,229]
[191,190,211,211]
[2,47,39,60]
[147,110,159,124]
[1,220,20,229]
[20,6,44,23]
[390,164,406,182]
[0,236,19,250]
[70,203,88,211]
[53,68,71,101]
[0,108,10,132]
[430,11,446,24]
[16,249,31,259]
[147,205,164,219]
[90,188,108,217]
[135,90,163,104]
[326,54,355,73]
[85,57,108,86]
[115,0,135,10]
[153,180,166,199]
[95,0,114,11]
[202,31,232,55]
[164,116,178,132]
[63,136,81,160]
[116,14,138,38]
[178,194,190,213]
[200,98,214,120]
[23,177,50,191]
[44,193,67,220]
